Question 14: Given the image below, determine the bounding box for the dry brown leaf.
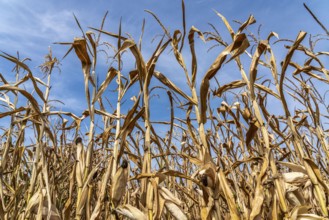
[154,71,197,105]
[218,170,240,219]
[200,33,249,123]
[92,67,118,103]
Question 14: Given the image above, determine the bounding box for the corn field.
[0,2,329,220]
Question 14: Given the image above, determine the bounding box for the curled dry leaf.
[218,170,240,219]
[116,204,147,220]
[158,186,188,220]
[282,172,309,184]
[164,201,188,220]
[26,189,61,220]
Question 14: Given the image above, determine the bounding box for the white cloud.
[0,2,77,58]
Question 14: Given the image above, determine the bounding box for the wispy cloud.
[0,1,77,59]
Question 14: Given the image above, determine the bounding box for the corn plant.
[0,2,328,220]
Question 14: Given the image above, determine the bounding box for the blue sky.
[0,0,328,136]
